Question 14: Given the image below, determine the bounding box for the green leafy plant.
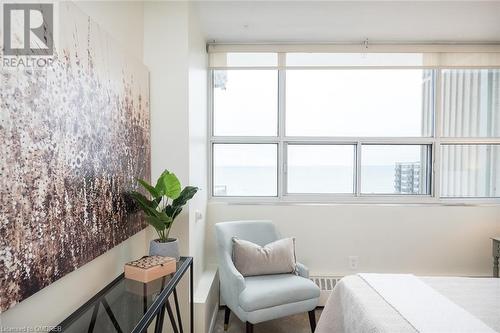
[130,170,198,242]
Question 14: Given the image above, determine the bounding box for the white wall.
[143,0,208,285]
[143,2,209,332]
[143,1,191,257]
[187,7,215,333]
[206,203,500,277]
[0,2,148,326]
[188,2,209,286]
[143,3,191,333]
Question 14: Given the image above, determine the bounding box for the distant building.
[394,163,421,194]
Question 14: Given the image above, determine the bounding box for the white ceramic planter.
[149,238,180,261]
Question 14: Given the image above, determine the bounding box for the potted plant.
[130,170,198,260]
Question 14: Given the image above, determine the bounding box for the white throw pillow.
[232,237,297,277]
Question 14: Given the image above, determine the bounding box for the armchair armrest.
[296,262,309,278]
[226,258,246,293]
[219,253,246,306]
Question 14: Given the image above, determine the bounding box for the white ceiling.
[193,1,500,43]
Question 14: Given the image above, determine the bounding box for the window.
[287,145,355,194]
[439,68,500,199]
[361,145,431,195]
[209,51,500,202]
[441,145,500,198]
[213,144,277,197]
[441,69,500,137]
[213,70,278,136]
[286,69,434,137]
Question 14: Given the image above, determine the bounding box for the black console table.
[493,237,499,278]
[54,257,193,333]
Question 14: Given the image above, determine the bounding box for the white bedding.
[359,274,496,333]
[316,275,500,333]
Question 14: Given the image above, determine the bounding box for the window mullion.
[355,141,362,196]
[278,63,286,198]
[433,68,442,200]
[208,70,214,198]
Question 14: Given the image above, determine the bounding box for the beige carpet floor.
[212,308,323,333]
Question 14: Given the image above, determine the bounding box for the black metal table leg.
[101,298,123,333]
[154,303,166,333]
[190,261,193,333]
[173,288,183,333]
[87,302,100,333]
[166,299,179,333]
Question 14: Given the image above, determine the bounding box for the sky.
[213,66,429,166]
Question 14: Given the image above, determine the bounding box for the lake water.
[214,165,417,196]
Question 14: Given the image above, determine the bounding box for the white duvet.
[316,274,500,333]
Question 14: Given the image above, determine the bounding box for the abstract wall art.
[0,2,150,312]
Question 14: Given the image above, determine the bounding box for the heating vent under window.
[310,276,343,306]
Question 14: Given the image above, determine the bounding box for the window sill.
[208,196,500,207]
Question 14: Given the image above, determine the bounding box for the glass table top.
[60,257,190,333]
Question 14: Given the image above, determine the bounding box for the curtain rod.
[207,40,500,46]
[206,41,500,53]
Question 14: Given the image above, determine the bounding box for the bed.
[316,274,500,333]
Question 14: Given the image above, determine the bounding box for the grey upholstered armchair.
[215,220,320,333]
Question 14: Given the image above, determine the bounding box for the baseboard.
[207,299,219,333]
[195,269,220,333]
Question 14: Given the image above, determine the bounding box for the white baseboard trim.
[195,269,220,333]
[207,299,219,333]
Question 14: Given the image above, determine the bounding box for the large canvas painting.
[0,3,150,312]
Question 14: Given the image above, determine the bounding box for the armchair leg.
[308,310,316,332]
[223,306,231,331]
[246,322,254,333]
